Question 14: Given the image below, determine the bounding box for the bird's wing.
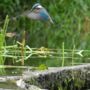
[42,8,54,24]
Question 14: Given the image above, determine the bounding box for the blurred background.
[0,0,90,66]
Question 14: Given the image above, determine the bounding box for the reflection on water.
[0,82,19,90]
[0,68,24,76]
[0,67,25,90]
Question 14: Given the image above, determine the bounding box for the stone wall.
[23,64,90,90]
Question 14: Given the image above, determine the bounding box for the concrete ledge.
[23,64,90,90]
[0,64,90,90]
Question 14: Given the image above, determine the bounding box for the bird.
[12,3,53,24]
[25,3,54,24]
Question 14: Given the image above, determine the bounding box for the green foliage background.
[0,0,90,66]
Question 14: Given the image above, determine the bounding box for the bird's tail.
[49,16,54,24]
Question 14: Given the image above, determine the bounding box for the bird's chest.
[27,9,49,21]
[33,9,49,20]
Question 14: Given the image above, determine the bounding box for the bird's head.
[31,3,43,12]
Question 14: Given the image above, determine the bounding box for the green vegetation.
[0,0,90,67]
[0,15,9,65]
[0,15,9,74]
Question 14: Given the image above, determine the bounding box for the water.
[0,68,24,90]
[0,82,18,90]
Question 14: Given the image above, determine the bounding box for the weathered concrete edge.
[0,64,90,90]
[23,64,90,89]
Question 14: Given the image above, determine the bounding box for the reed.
[0,15,9,74]
[0,15,9,65]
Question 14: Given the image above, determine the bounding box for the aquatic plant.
[0,15,9,74]
[0,15,9,65]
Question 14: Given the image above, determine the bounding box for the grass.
[0,15,9,74]
[0,44,89,66]
[0,0,90,67]
[0,15,9,65]
[0,23,89,67]
[72,45,75,66]
[62,42,65,67]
